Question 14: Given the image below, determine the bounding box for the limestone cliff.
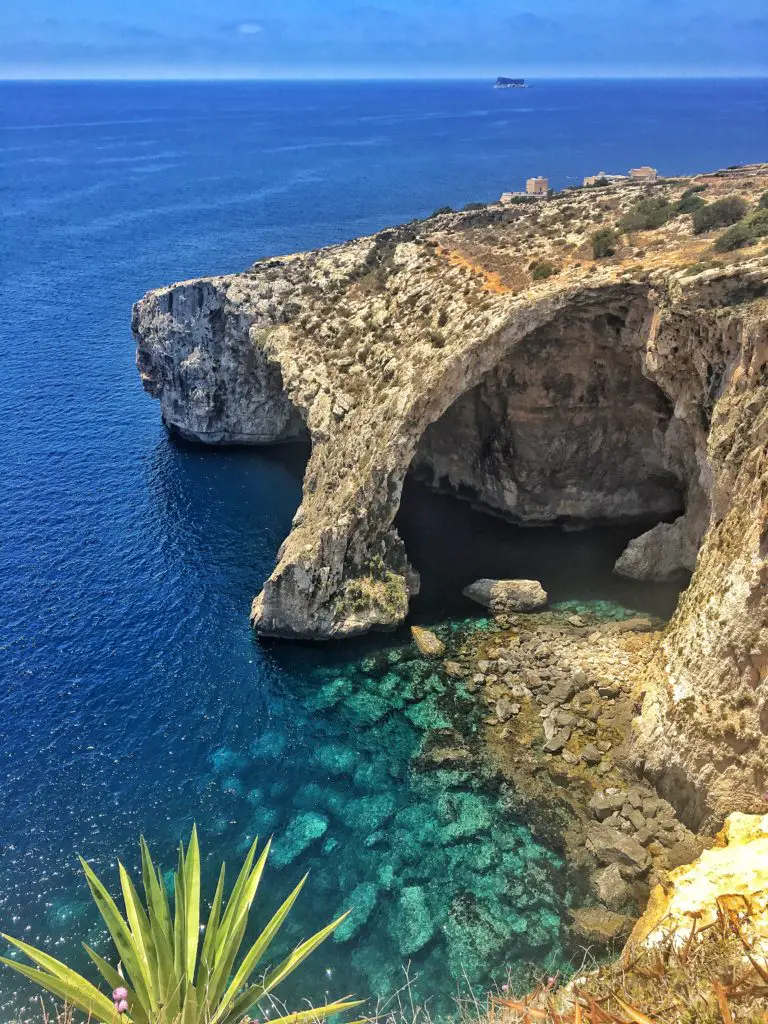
[133,165,768,829]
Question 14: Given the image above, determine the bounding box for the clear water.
[1,79,766,1021]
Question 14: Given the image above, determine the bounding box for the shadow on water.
[396,477,688,625]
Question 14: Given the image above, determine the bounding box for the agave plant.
[1,827,361,1024]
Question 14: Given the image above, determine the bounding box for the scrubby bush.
[618,195,673,232]
[591,227,618,258]
[462,201,486,211]
[759,190,768,209]
[692,195,750,234]
[713,221,755,252]
[713,207,768,252]
[530,260,557,280]
[674,192,706,215]
[429,206,453,217]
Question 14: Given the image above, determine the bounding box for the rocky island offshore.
[133,164,768,845]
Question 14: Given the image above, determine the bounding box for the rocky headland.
[133,165,767,890]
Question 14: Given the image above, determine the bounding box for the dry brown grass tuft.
[487,897,768,1024]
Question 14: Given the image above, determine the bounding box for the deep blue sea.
[1,79,766,1021]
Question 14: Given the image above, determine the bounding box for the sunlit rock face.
[629,812,768,950]
[133,278,305,444]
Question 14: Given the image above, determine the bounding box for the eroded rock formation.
[133,165,768,828]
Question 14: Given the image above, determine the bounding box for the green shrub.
[618,196,673,232]
[0,829,358,1024]
[759,191,768,210]
[591,227,619,258]
[692,196,750,234]
[462,201,486,211]
[713,221,755,252]
[713,207,768,252]
[749,207,768,237]
[429,206,453,217]
[674,192,706,215]
[530,260,557,280]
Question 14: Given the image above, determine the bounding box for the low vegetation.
[713,207,768,252]
[591,227,618,258]
[618,195,673,232]
[1,828,359,1024]
[693,196,750,234]
[530,260,557,281]
[488,896,768,1024]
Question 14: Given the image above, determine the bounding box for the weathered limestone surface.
[133,166,768,828]
[463,578,548,612]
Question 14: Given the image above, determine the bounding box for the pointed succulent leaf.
[119,863,158,1012]
[207,840,271,1007]
[213,836,259,953]
[211,873,309,1022]
[198,861,226,998]
[141,836,172,943]
[0,942,118,1023]
[79,857,152,1010]
[183,824,201,984]
[259,912,351,999]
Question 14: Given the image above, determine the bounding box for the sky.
[2,0,768,80]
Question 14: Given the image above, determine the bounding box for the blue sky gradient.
[3,0,768,79]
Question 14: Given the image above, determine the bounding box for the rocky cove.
[132,164,768,1003]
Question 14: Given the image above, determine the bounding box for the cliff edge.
[133,165,768,829]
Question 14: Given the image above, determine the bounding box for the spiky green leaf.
[79,857,152,1010]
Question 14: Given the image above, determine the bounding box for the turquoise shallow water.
[1,77,752,1020]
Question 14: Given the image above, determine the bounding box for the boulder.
[589,791,627,821]
[544,732,568,754]
[496,697,520,722]
[591,863,632,909]
[571,907,634,945]
[586,824,652,877]
[463,578,548,613]
[394,886,436,956]
[443,660,465,677]
[581,743,602,766]
[410,626,445,657]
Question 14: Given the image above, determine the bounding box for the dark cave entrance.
[396,298,694,624]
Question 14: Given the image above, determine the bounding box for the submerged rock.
[410,626,445,657]
[394,886,436,956]
[463,579,548,613]
[271,811,329,868]
[333,882,380,943]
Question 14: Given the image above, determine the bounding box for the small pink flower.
[117,1000,129,1014]
[501,984,509,992]
[112,987,128,1001]
[547,977,556,989]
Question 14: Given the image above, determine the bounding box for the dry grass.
[489,897,768,1024]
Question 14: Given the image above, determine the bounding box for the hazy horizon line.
[2,72,768,84]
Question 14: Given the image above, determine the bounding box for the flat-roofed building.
[629,165,658,182]
[526,175,549,196]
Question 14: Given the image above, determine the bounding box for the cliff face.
[133,165,768,828]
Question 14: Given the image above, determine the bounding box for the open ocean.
[1,79,766,1020]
